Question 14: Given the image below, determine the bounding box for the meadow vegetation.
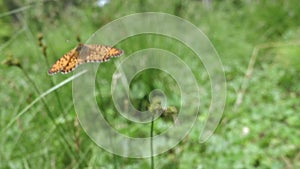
[1,0,300,168]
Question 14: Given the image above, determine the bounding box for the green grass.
[1,0,300,168]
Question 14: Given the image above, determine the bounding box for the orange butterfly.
[48,43,123,75]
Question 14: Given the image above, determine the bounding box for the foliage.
[1,0,300,168]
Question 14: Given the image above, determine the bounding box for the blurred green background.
[1,0,300,168]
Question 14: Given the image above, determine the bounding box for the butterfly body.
[48,44,123,75]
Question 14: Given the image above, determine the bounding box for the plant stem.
[150,114,154,169]
[21,67,78,161]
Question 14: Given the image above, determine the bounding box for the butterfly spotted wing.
[48,44,123,75]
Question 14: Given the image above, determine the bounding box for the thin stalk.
[150,114,154,169]
[38,34,72,130]
[20,68,77,159]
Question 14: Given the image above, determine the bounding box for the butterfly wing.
[79,44,123,64]
[60,54,78,74]
[48,47,78,75]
